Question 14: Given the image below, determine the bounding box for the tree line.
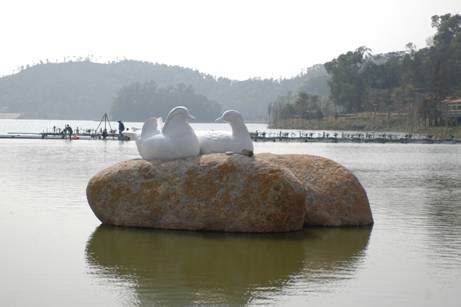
[270,13,461,128]
[0,59,329,120]
[268,92,334,124]
[111,81,222,122]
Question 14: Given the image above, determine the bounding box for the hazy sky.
[1,0,460,80]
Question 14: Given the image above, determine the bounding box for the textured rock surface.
[87,154,306,232]
[259,153,373,226]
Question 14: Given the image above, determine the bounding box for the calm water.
[1,119,461,306]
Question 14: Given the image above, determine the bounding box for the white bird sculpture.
[137,106,200,160]
[198,110,254,156]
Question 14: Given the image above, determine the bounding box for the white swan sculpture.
[137,106,200,160]
[198,110,254,156]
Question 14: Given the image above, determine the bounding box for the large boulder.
[87,154,306,232]
[259,153,373,226]
[86,153,373,232]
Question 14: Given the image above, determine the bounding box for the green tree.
[430,14,461,97]
[324,46,371,113]
[268,91,325,123]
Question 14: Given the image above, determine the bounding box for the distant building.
[442,97,461,124]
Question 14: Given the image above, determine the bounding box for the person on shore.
[62,124,68,138]
[62,124,73,139]
[67,125,73,140]
[118,121,125,135]
[102,128,108,140]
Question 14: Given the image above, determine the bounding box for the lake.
[1,119,460,306]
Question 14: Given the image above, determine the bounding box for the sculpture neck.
[230,121,249,136]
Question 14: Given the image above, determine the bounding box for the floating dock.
[0,113,126,140]
[0,131,124,140]
[0,131,459,144]
[250,132,460,144]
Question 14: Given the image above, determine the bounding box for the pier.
[0,113,127,140]
[0,131,124,140]
[1,130,460,144]
[250,131,461,144]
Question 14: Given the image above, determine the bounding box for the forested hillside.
[270,13,461,130]
[111,82,222,122]
[323,14,461,126]
[0,60,329,121]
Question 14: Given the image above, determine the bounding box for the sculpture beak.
[215,116,223,122]
[187,113,196,120]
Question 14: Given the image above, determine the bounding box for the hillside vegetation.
[270,13,461,131]
[0,60,329,121]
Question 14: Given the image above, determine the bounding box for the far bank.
[270,113,461,138]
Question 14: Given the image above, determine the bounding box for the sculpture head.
[215,110,244,123]
[162,106,196,134]
[165,106,195,122]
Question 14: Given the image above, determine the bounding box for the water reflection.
[419,173,461,269]
[86,226,371,305]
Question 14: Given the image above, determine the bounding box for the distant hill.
[0,60,330,121]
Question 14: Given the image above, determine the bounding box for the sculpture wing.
[141,117,159,139]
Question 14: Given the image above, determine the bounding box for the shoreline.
[270,116,461,139]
